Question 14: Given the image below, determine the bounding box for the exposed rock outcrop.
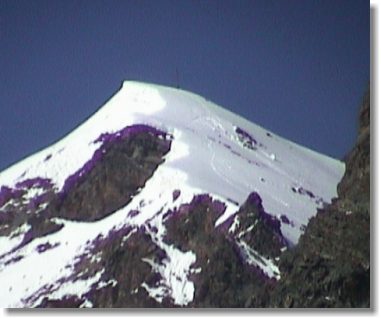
[269,85,370,308]
[0,126,171,256]
[0,83,369,308]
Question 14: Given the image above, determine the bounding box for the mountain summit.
[0,81,344,307]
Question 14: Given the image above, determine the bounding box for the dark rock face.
[232,192,287,259]
[55,129,171,221]
[338,86,370,206]
[0,125,171,258]
[164,194,281,308]
[235,126,258,150]
[84,230,167,308]
[269,86,370,308]
[170,193,281,307]
[1,87,370,308]
[38,193,283,308]
[35,226,169,308]
[0,180,60,255]
[38,296,84,308]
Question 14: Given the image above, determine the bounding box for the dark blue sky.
[0,0,369,171]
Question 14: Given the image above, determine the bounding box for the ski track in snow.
[0,81,345,307]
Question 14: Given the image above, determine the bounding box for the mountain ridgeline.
[268,86,370,307]
[0,82,368,308]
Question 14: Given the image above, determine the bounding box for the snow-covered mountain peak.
[0,81,345,308]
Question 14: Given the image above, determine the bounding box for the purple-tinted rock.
[235,127,258,150]
[292,186,315,199]
[231,150,241,157]
[246,191,286,246]
[172,190,181,202]
[192,194,212,206]
[230,240,276,283]
[164,194,228,232]
[217,213,235,233]
[17,221,64,250]
[60,124,170,198]
[128,210,140,218]
[156,249,168,263]
[16,177,53,190]
[235,127,257,144]
[247,192,262,206]
[94,124,168,144]
[304,189,315,199]
[226,198,239,206]
[36,242,59,253]
[32,192,51,207]
[146,272,163,287]
[149,226,158,234]
[280,214,291,225]
[4,255,24,266]
[0,186,24,207]
[0,186,13,207]
[162,209,175,221]
[189,195,227,222]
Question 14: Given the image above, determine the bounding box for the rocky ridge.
[269,86,370,308]
[0,81,353,307]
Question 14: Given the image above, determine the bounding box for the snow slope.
[0,81,345,307]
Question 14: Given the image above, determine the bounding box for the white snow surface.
[0,81,345,307]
